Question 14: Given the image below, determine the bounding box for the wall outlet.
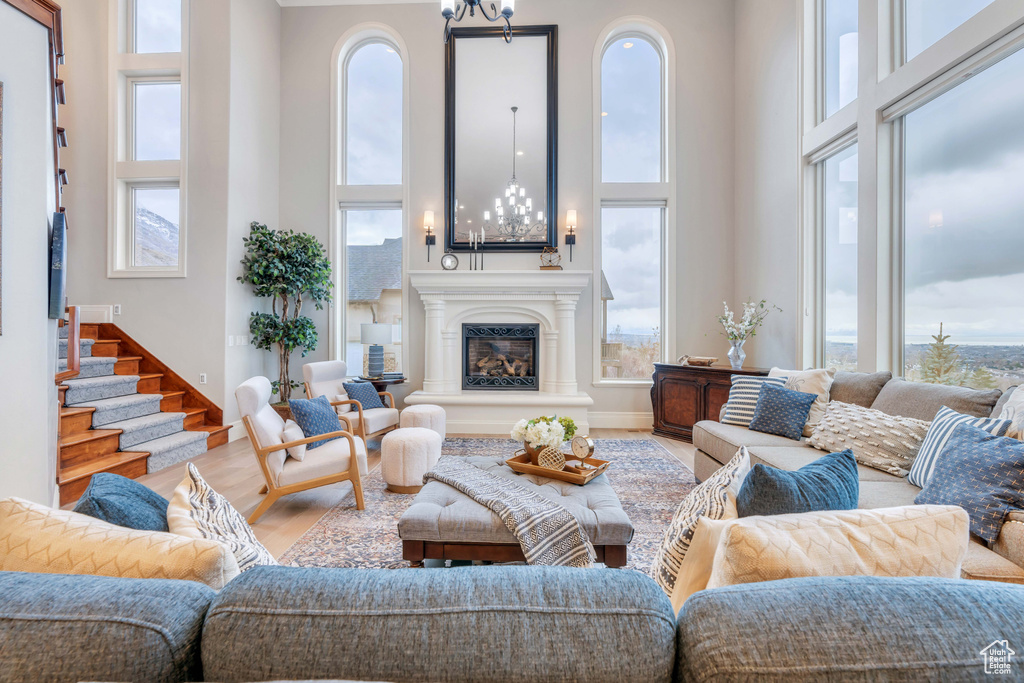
[199,373,208,385]
[113,304,122,315]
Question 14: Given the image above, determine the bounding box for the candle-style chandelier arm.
[443,1,513,43]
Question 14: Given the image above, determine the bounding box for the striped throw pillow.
[721,376,786,428]
[907,406,1012,488]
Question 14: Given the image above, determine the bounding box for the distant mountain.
[134,206,179,266]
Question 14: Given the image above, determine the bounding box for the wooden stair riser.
[203,426,231,450]
[114,357,142,375]
[183,410,207,430]
[58,385,68,407]
[160,392,185,411]
[89,340,121,357]
[79,324,100,340]
[58,457,148,506]
[136,374,164,394]
[61,433,121,467]
[60,409,95,436]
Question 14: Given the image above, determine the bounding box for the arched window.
[595,22,674,383]
[332,28,407,373]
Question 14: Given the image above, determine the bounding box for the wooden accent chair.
[302,360,399,443]
[235,376,367,523]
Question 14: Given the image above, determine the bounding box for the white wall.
[279,0,738,423]
[733,0,801,369]
[0,4,60,504]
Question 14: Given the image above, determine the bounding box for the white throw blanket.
[423,456,596,567]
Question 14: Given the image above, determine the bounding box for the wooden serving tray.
[505,452,610,485]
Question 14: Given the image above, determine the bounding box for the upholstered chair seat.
[302,360,400,442]
[235,375,366,522]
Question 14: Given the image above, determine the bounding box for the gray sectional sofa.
[2,565,1023,682]
[693,370,1024,584]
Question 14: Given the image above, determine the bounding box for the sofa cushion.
[915,423,1024,544]
[748,383,817,441]
[747,446,905,483]
[907,406,1011,487]
[993,511,1024,573]
[676,576,1024,682]
[72,472,170,532]
[0,571,212,683]
[829,370,892,407]
[961,540,1024,584]
[203,565,677,683]
[871,377,1001,421]
[995,385,1024,437]
[0,497,239,589]
[693,420,801,466]
[736,450,858,517]
[857,480,922,509]
[706,505,969,590]
[992,385,1018,419]
[809,401,931,477]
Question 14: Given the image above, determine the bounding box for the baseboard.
[227,420,245,442]
[588,411,654,430]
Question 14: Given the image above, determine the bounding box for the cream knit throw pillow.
[809,400,930,477]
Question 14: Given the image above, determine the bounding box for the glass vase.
[728,340,746,370]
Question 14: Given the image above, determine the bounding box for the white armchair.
[235,376,367,523]
[302,360,400,443]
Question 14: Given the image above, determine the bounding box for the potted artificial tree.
[238,222,333,414]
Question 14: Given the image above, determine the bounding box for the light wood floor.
[136,429,696,559]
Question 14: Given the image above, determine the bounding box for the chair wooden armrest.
[379,391,395,408]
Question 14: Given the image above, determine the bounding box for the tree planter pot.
[272,402,293,422]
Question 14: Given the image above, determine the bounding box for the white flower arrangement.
[718,299,778,341]
[511,416,567,449]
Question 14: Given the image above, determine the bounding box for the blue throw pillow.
[736,450,859,517]
[915,423,1024,544]
[288,395,343,449]
[747,382,818,441]
[721,376,787,427]
[907,406,1012,487]
[72,473,170,531]
[343,381,385,410]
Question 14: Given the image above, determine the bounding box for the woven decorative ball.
[536,446,566,471]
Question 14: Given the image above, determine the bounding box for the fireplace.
[463,324,539,391]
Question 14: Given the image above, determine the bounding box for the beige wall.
[0,4,61,504]
[279,0,738,420]
[733,0,801,369]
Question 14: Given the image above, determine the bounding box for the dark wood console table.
[651,363,769,442]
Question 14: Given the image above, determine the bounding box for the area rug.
[278,438,695,575]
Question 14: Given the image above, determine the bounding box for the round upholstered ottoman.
[381,427,443,494]
[400,404,446,439]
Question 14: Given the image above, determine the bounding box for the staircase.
[57,322,230,505]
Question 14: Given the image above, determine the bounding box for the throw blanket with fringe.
[423,456,596,568]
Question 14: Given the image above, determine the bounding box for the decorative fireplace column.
[423,299,446,393]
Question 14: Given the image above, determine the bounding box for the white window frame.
[107,0,189,278]
[591,18,677,387]
[799,0,1024,372]
[329,25,411,371]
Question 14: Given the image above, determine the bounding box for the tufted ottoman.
[381,428,443,494]
[398,455,634,567]
[399,404,446,439]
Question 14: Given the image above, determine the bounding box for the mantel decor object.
[539,247,562,270]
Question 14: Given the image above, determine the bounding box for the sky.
[347,43,403,185]
[134,0,180,53]
[135,82,180,160]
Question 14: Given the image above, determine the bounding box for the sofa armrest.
[719,404,727,421]
[993,514,1024,570]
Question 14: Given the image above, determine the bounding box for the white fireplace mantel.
[406,270,594,434]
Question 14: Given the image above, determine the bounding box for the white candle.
[484,210,491,221]
[480,229,485,243]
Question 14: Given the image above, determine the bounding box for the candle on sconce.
[480,228,485,244]
[538,211,544,222]
[484,210,491,221]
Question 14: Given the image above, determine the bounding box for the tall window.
[337,37,405,374]
[597,27,671,382]
[110,0,187,276]
[823,0,858,119]
[902,48,1024,390]
[904,0,996,62]
[823,144,858,370]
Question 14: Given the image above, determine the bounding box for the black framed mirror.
[444,25,558,252]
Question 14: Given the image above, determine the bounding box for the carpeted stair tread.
[136,430,209,473]
[58,325,68,340]
[63,374,139,404]
[58,338,94,360]
[57,356,117,379]
[74,393,164,427]
[106,412,187,450]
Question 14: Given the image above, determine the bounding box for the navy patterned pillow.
[748,382,818,441]
[915,423,1024,544]
[343,381,385,410]
[288,395,343,449]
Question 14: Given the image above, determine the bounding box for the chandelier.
[441,0,515,43]
[482,107,545,242]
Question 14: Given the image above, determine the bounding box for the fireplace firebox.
[463,324,539,391]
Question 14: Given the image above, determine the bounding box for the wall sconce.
[565,210,577,262]
[424,210,436,262]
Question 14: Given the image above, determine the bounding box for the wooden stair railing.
[55,305,80,383]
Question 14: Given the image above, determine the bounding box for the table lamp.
[361,323,393,378]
